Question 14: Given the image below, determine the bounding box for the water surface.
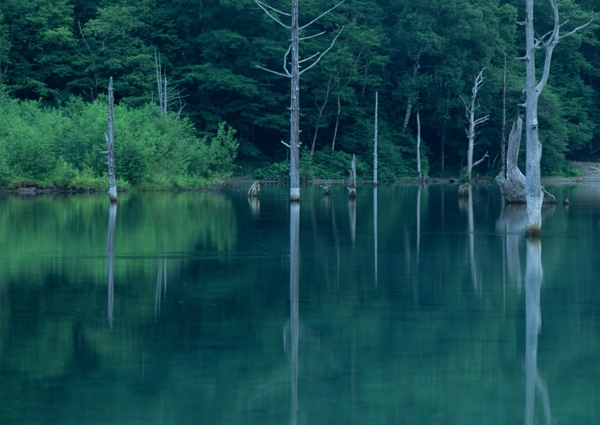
[0,183,599,424]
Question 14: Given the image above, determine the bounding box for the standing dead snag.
[495,118,557,204]
[373,91,378,186]
[460,68,489,182]
[520,0,591,237]
[348,154,356,199]
[254,0,344,201]
[104,77,117,203]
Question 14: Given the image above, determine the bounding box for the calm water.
[1,183,599,424]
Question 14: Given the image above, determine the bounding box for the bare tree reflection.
[460,191,481,294]
[525,239,552,425]
[467,191,481,295]
[373,187,378,287]
[107,203,117,329]
[289,203,299,425]
[348,198,356,247]
[248,196,260,217]
[155,256,167,320]
[496,204,527,290]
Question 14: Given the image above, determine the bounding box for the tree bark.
[461,68,489,182]
[254,0,344,201]
[348,154,356,199]
[373,91,378,185]
[522,0,590,237]
[496,118,557,204]
[416,110,421,179]
[105,77,117,203]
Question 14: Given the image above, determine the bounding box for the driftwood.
[495,118,556,204]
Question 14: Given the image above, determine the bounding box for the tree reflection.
[525,239,552,425]
[107,203,117,329]
[289,203,299,425]
[348,198,356,247]
[496,204,526,289]
[155,257,167,320]
[459,191,481,294]
[373,186,378,286]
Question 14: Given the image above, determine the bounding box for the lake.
[0,182,599,425]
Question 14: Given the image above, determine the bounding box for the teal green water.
[0,183,599,424]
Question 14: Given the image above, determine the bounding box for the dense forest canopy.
[0,0,598,184]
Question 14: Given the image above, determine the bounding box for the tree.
[521,0,590,237]
[460,68,489,182]
[105,77,117,203]
[254,0,344,201]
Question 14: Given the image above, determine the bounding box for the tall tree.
[254,0,344,201]
[521,0,590,237]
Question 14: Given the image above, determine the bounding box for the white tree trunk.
[416,110,421,179]
[254,0,344,201]
[348,154,356,199]
[105,77,117,203]
[373,91,378,185]
[462,68,489,182]
[522,0,590,236]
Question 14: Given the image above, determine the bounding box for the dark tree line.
[0,0,598,179]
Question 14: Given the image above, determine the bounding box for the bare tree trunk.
[522,0,590,237]
[310,77,333,157]
[501,52,507,177]
[461,68,489,182]
[255,0,344,201]
[105,77,117,203]
[402,47,425,131]
[348,154,356,199]
[373,91,378,185]
[416,110,421,179]
[496,118,557,204]
[331,94,341,151]
[289,0,301,201]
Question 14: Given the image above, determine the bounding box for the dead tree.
[460,68,489,182]
[373,91,378,186]
[520,0,591,237]
[495,118,556,204]
[416,110,422,181]
[347,154,356,199]
[104,77,117,203]
[254,0,344,201]
[155,50,187,117]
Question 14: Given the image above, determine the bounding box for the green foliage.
[0,91,239,189]
[0,0,596,177]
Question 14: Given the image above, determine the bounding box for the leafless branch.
[299,0,346,31]
[473,151,489,168]
[299,31,326,42]
[254,0,291,29]
[299,26,344,75]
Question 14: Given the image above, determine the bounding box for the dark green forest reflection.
[1,185,600,424]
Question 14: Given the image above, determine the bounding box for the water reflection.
[107,203,116,329]
[289,203,299,425]
[460,191,481,294]
[248,196,260,217]
[373,187,378,286]
[496,204,525,291]
[525,239,552,425]
[348,198,356,246]
[154,257,167,320]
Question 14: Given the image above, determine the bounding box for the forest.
[0,0,598,188]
